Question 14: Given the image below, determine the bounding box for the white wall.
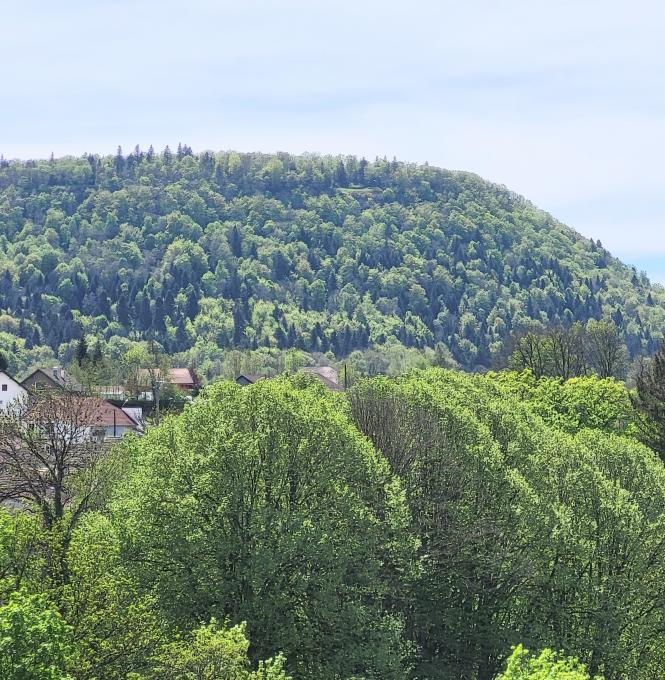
[104,425,133,439]
[0,372,27,410]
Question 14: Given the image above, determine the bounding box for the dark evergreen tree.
[76,336,88,367]
[633,341,665,459]
[286,323,298,347]
[233,304,246,346]
[229,226,243,258]
[272,251,290,280]
[334,160,348,187]
[114,145,124,174]
[91,340,103,365]
[117,293,131,326]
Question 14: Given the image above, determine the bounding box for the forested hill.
[0,148,662,373]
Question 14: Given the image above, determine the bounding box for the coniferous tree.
[229,226,243,258]
[76,335,89,367]
[272,251,290,280]
[114,145,124,174]
[91,340,103,364]
[233,304,246,346]
[117,293,131,326]
[633,341,665,459]
[334,160,348,187]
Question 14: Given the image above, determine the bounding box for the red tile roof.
[137,368,197,387]
[168,368,197,385]
[86,398,138,428]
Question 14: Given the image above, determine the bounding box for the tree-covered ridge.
[0,148,662,375]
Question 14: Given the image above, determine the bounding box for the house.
[25,394,140,443]
[120,406,144,430]
[235,374,267,386]
[137,367,200,396]
[21,366,83,393]
[0,371,27,410]
[86,398,140,440]
[235,368,343,391]
[168,368,199,391]
[301,366,343,391]
[19,367,139,441]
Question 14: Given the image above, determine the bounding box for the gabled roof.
[235,374,267,384]
[137,367,197,386]
[87,398,139,428]
[24,394,138,429]
[301,366,339,384]
[21,367,83,392]
[168,368,197,385]
[310,374,344,391]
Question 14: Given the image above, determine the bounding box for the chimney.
[53,366,61,381]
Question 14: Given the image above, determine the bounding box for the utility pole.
[155,380,162,421]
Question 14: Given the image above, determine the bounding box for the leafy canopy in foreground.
[155,619,290,680]
[489,370,637,434]
[495,645,601,680]
[0,368,664,678]
[0,590,73,680]
[113,377,414,679]
[350,368,665,679]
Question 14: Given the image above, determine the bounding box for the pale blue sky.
[1,0,664,280]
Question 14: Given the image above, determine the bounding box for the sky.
[1,0,664,280]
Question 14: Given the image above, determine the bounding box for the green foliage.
[3,364,665,678]
[0,151,662,376]
[155,619,290,680]
[349,368,665,679]
[633,340,665,459]
[495,645,601,680]
[58,513,163,679]
[0,511,43,599]
[0,590,73,680]
[507,321,627,380]
[113,377,414,679]
[490,370,638,435]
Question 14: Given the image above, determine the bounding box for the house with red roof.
[136,367,200,397]
[19,367,140,441]
[86,397,140,440]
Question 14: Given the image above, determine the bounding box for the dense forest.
[2,148,665,679]
[0,148,663,378]
[2,368,664,679]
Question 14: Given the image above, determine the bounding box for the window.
[1,385,6,392]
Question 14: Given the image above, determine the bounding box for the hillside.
[0,148,662,375]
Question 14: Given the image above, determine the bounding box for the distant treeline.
[0,149,662,378]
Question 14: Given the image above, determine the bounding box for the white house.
[0,371,27,410]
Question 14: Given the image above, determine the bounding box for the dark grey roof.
[235,374,266,384]
[22,367,83,392]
